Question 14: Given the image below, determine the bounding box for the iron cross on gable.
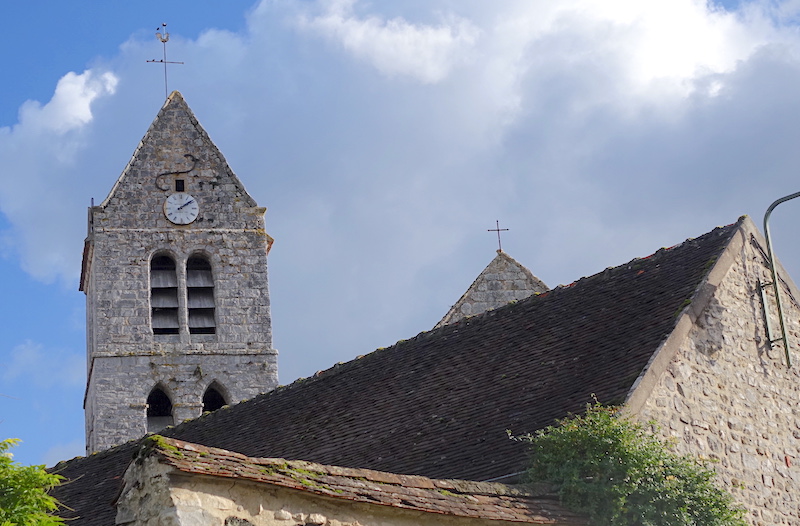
[488,220,509,253]
[147,23,185,100]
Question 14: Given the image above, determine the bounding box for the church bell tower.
[80,92,278,453]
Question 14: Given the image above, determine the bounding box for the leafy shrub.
[512,403,747,526]
[0,439,64,526]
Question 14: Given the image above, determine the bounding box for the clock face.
[164,192,199,225]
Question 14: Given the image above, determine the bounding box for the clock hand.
[177,199,195,211]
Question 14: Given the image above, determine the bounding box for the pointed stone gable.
[80,90,269,292]
[435,251,548,328]
[100,91,257,225]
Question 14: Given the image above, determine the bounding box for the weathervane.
[488,220,509,253]
[147,23,184,99]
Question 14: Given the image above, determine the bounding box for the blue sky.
[3,0,800,467]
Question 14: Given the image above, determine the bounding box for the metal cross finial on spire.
[147,23,184,100]
[488,220,509,253]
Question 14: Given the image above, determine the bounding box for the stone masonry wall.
[86,353,277,453]
[84,93,278,453]
[636,222,800,525]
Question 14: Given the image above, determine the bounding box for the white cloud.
[295,0,480,83]
[15,71,118,135]
[4,0,800,390]
[1,341,84,389]
[473,0,776,118]
[565,0,759,80]
[0,69,117,282]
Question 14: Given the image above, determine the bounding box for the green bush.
[513,403,747,526]
[0,439,64,526]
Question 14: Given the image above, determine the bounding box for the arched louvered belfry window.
[150,255,179,334]
[187,255,215,334]
[202,382,227,413]
[146,386,174,433]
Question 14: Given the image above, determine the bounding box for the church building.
[53,92,800,526]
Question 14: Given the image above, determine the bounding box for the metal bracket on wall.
[759,278,778,347]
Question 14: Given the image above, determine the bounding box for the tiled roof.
[51,441,138,524]
[51,219,741,526]
[136,436,587,524]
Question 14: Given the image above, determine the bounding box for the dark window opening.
[187,256,215,335]
[146,387,174,432]
[151,255,179,335]
[203,385,227,412]
[175,179,185,192]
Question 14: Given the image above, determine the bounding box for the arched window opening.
[151,255,179,334]
[146,387,174,433]
[187,255,215,334]
[203,384,227,413]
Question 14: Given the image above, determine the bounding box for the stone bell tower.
[80,92,278,453]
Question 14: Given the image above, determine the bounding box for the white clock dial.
[164,192,199,225]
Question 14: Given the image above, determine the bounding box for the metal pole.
[162,39,168,100]
[148,24,183,100]
[763,190,800,367]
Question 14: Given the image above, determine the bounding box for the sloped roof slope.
[52,219,741,525]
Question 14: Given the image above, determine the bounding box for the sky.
[3,0,800,467]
